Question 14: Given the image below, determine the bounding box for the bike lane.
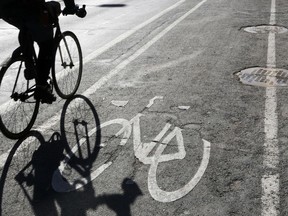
[81,0,269,215]
[0,0,284,215]
[76,0,271,215]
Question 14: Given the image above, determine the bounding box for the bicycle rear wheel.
[0,56,40,139]
[52,31,83,99]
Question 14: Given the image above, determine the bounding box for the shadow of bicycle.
[0,95,142,216]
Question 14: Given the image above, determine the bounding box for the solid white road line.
[261,0,280,215]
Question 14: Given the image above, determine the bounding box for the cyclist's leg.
[26,20,56,103]
[2,16,37,81]
[34,1,61,86]
[37,39,54,86]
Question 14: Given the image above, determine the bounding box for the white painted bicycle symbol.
[52,97,211,203]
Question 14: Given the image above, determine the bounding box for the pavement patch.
[242,25,288,34]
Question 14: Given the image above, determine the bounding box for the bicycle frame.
[8,20,71,102]
[53,22,75,70]
[9,58,36,102]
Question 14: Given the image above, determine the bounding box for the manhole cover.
[243,25,288,34]
[235,67,288,87]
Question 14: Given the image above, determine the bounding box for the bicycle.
[0,5,87,139]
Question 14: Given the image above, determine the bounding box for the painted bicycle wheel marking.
[148,139,210,202]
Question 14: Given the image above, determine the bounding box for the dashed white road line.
[261,0,280,215]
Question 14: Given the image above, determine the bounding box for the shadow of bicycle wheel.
[0,130,65,215]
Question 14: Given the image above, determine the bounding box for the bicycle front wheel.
[52,31,83,99]
[0,57,40,139]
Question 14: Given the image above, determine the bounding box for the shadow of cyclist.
[0,130,98,216]
[0,95,143,216]
[0,135,143,216]
[96,178,143,216]
[0,130,63,215]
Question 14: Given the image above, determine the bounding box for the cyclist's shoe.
[24,68,36,80]
[34,84,56,104]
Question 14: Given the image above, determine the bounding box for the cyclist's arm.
[63,0,76,14]
[63,0,76,9]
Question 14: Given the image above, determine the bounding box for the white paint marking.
[148,139,210,202]
[267,33,276,69]
[146,96,164,108]
[111,100,129,107]
[261,0,280,215]
[49,91,211,201]
[178,106,190,110]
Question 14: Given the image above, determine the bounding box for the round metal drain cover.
[243,25,288,34]
[235,67,288,87]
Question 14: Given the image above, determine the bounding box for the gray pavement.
[0,0,288,215]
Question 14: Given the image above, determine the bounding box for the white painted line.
[261,0,280,215]
[267,33,276,69]
[146,96,164,108]
[178,106,190,110]
[262,174,280,215]
[153,123,172,142]
[111,100,129,107]
[148,139,210,202]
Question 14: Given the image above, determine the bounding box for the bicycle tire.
[52,31,83,99]
[0,56,40,139]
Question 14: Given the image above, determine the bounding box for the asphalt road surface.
[1,0,288,215]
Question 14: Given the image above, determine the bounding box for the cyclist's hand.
[62,5,86,18]
[76,5,87,18]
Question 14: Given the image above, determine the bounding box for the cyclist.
[0,0,79,103]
